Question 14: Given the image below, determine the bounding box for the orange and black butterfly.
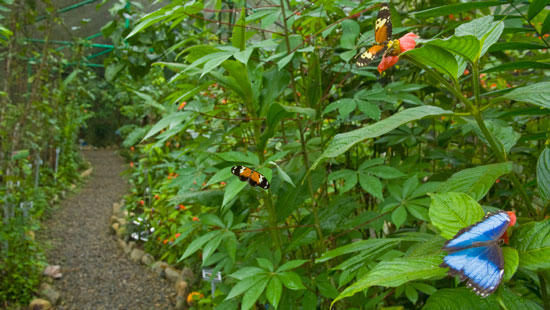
[231,166,270,189]
[356,3,398,67]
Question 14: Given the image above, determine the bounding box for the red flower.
[130,162,134,168]
[163,239,168,244]
[139,200,145,206]
[463,69,470,75]
[130,146,135,152]
[192,216,199,222]
[378,32,419,73]
[179,204,186,210]
[154,194,160,200]
[178,101,187,111]
[175,233,181,238]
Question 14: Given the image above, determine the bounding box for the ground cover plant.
[113,0,550,309]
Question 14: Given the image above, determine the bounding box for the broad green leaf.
[125,14,166,39]
[510,219,550,271]
[180,231,220,260]
[241,277,269,310]
[333,256,446,303]
[465,118,520,154]
[256,258,274,272]
[226,274,268,300]
[499,287,544,310]
[484,61,550,73]
[392,206,408,229]
[202,233,224,263]
[278,271,306,290]
[423,288,500,310]
[542,11,550,35]
[142,112,190,141]
[358,174,383,200]
[340,19,360,49]
[357,100,381,120]
[279,104,316,118]
[316,239,401,263]
[502,82,550,109]
[266,277,282,309]
[277,52,295,70]
[311,106,451,169]
[455,16,504,58]
[428,192,485,239]
[438,162,513,200]
[305,53,322,108]
[233,47,253,64]
[277,260,308,272]
[537,148,550,202]
[403,45,458,79]
[273,163,295,187]
[405,285,419,304]
[205,167,232,187]
[222,179,248,208]
[365,166,405,179]
[424,35,480,63]
[412,2,504,18]
[105,63,124,82]
[232,9,246,50]
[201,53,233,78]
[528,0,548,20]
[502,247,519,282]
[230,267,265,280]
[488,42,547,52]
[216,151,259,165]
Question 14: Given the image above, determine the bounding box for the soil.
[39,149,173,310]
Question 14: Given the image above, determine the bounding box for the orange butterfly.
[356,3,400,67]
[231,166,270,189]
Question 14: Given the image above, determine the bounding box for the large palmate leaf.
[438,162,513,200]
[311,106,451,169]
[537,148,550,203]
[510,219,550,271]
[428,192,485,239]
[333,256,446,304]
[502,82,550,109]
[423,288,500,310]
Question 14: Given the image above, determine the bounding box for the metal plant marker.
[202,268,222,298]
[54,147,61,183]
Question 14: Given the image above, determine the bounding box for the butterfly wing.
[231,166,252,182]
[374,3,392,44]
[249,171,270,189]
[443,211,511,252]
[441,244,504,297]
[356,44,386,67]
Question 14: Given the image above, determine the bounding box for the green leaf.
[278,271,306,290]
[537,148,550,203]
[266,277,283,309]
[272,162,296,187]
[105,63,124,82]
[510,219,550,271]
[405,285,419,304]
[180,231,220,261]
[528,0,548,20]
[232,9,246,50]
[438,162,513,201]
[241,277,269,310]
[502,247,519,282]
[277,260,308,272]
[205,167,233,187]
[357,100,381,120]
[428,192,485,239]
[316,239,401,263]
[423,288,500,310]
[392,206,408,229]
[142,112,190,141]
[502,82,550,109]
[542,11,550,35]
[340,19,360,49]
[216,151,259,165]
[279,104,316,118]
[412,2,504,18]
[333,256,446,303]
[230,267,266,280]
[465,118,520,154]
[311,106,451,170]
[403,45,458,79]
[357,174,382,200]
[484,61,550,73]
[202,233,224,263]
[488,42,548,52]
[455,16,504,58]
[222,179,249,208]
[365,166,405,179]
[424,35,480,63]
[226,274,268,300]
[256,258,274,272]
[499,286,544,310]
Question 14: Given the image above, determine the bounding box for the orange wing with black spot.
[356,3,392,67]
[231,166,270,189]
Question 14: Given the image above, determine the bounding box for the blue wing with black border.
[443,211,510,251]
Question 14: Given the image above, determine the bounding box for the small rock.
[165,267,181,283]
[110,215,120,225]
[130,248,144,263]
[38,283,61,305]
[110,223,119,235]
[43,265,62,279]
[141,253,154,266]
[29,298,52,310]
[125,241,136,255]
[117,239,127,250]
[175,280,188,297]
[175,295,186,310]
[69,184,76,191]
[113,202,121,216]
[180,267,195,284]
[151,261,169,277]
[80,168,93,178]
[116,225,126,239]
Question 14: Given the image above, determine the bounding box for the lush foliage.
[0,1,94,305]
[113,0,549,309]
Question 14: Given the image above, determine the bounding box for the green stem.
[539,272,550,310]
[402,55,535,217]
[471,61,481,108]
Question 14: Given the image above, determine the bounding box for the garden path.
[40,149,173,310]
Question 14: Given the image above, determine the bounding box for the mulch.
[39,149,173,310]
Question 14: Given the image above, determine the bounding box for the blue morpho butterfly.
[440,210,516,297]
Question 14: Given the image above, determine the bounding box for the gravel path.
[40,149,173,310]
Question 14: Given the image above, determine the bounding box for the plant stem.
[471,61,481,108]
[402,55,535,217]
[539,272,550,310]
